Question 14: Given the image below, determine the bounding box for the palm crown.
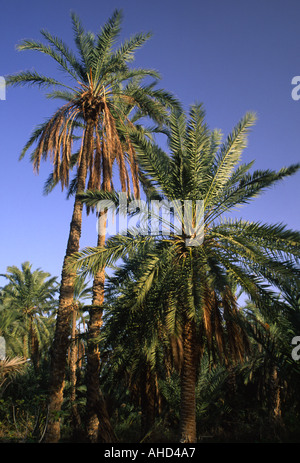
[70,104,300,361]
[70,103,300,293]
[0,262,57,369]
[7,9,179,194]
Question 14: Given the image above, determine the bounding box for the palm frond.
[204,112,257,206]
[70,12,95,76]
[207,163,300,223]
[40,28,85,80]
[67,233,154,277]
[0,357,27,376]
[17,38,79,81]
[129,128,173,196]
[96,9,123,54]
[184,104,212,198]
[6,70,70,89]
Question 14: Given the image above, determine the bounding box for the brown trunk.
[180,317,197,443]
[69,305,82,436]
[30,316,40,374]
[85,212,116,443]
[270,366,282,421]
[140,364,157,437]
[44,121,92,443]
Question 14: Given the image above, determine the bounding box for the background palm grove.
[0,0,300,444]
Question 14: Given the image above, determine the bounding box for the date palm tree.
[7,11,179,442]
[69,104,300,442]
[0,262,58,371]
[240,278,300,427]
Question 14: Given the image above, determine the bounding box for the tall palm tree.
[69,104,300,442]
[7,10,179,442]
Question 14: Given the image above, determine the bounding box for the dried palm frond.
[0,356,28,376]
[0,356,28,390]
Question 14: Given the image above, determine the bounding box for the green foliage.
[67,104,300,442]
[3,10,300,444]
[0,262,57,362]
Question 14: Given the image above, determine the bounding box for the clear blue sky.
[0,0,299,284]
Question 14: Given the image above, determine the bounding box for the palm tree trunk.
[180,316,197,443]
[85,212,117,442]
[44,122,92,443]
[69,304,82,437]
[30,319,40,375]
[140,363,157,437]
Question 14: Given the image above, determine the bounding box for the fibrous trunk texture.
[69,306,82,437]
[180,317,197,443]
[85,212,116,443]
[44,122,92,443]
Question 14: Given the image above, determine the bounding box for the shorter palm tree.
[69,104,300,442]
[0,262,58,371]
[240,278,300,425]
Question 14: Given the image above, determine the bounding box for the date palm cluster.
[5,10,300,443]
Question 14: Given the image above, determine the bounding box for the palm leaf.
[67,233,155,277]
[70,12,95,75]
[207,163,300,223]
[17,38,79,81]
[6,70,70,89]
[204,112,257,207]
